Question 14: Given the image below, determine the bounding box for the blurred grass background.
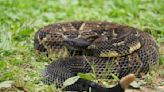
[0,0,164,91]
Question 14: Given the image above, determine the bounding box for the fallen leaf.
[0,81,13,88]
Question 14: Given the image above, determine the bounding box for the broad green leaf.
[63,76,80,87]
[78,73,96,80]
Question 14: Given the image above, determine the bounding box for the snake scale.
[34,21,159,91]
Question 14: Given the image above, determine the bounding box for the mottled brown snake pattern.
[34,21,159,91]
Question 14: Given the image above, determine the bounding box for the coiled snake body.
[34,21,159,91]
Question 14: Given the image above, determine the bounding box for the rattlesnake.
[34,21,159,91]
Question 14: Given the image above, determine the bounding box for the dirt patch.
[126,67,164,92]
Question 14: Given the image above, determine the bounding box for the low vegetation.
[0,0,163,91]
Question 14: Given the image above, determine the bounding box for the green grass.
[0,0,164,91]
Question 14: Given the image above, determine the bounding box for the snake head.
[63,38,91,50]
